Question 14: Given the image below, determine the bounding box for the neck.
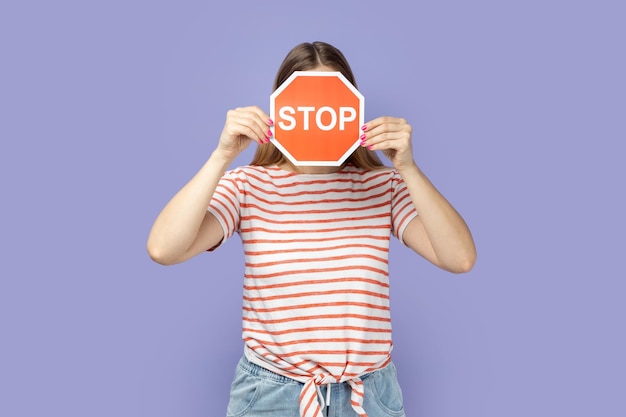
[279,162,342,175]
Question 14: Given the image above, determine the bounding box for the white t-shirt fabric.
[208,164,418,417]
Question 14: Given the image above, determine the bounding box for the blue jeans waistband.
[238,355,302,385]
[238,354,381,385]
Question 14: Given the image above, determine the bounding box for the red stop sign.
[270,71,364,166]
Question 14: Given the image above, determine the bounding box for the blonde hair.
[250,42,384,170]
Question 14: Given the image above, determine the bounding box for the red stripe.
[243,265,389,280]
[245,242,389,256]
[240,174,393,199]
[219,177,242,196]
[240,224,390,235]
[243,289,389,303]
[243,325,392,336]
[244,277,389,292]
[245,253,388,269]
[241,167,391,189]
[241,212,390,226]
[256,165,386,178]
[214,180,239,199]
[289,359,383,371]
[210,196,237,231]
[396,208,418,238]
[239,193,390,213]
[243,313,390,325]
[390,193,412,225]
[242,234,390,245]
[257,194,387,207]
[242,190,390,207]
[245,336,391,347]
[259,349,391,358]
[213,188,238,207]
[391,201,415,226]
[300,387,318,417]
[350,385,365,398]
[208,206,229,234]
[242,301,390,313]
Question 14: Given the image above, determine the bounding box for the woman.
[147,41,476,417]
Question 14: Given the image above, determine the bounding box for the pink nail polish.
[268,118,274,125]
[368,145,373,150]
[360,134,366,141]
[361,125,367,131]
[267,129,273,137]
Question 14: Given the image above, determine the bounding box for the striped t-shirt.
[207,164,417,417]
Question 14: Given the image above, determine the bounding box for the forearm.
[398,163,477,272]
[147,150,232,263]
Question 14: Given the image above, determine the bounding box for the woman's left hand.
[360,117,416,171]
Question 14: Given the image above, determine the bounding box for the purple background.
[1,1,625,416]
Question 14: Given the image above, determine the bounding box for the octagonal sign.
[270,71,364,166]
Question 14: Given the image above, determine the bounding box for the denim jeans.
[226,355,405,417]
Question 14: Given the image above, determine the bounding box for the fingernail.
[268,118,274,125]
[361,125,367,131]
[368,145,373,150]
[267,129,273,137]
[360,134,366,141]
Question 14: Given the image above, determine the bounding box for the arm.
[146,106,273,265]
[360,117,477,273]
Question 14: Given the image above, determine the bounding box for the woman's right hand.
[216,106,273,162]
[147,106,273,265]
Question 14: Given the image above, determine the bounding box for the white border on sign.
[269,71,365,167]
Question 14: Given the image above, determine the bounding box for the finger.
[247,105,273,127]
[361,131,411,150]
[224,122,263,145]
[366,123,409,141]
[240,106,274,143]
[225,113,267,145]
[367,138,411,153]
[362,116,407,132]
[361,118,411,147]
[236,106,273,137]
[229,111,271,143]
